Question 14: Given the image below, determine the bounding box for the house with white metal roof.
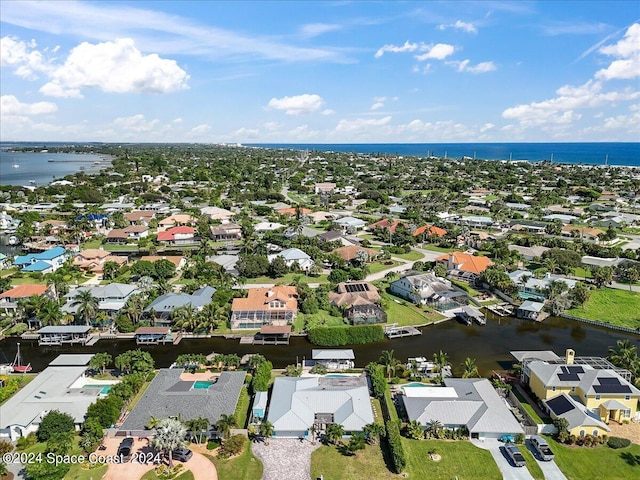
[312,349,355,371]
[267,376,374,438]
[401,378,524,439]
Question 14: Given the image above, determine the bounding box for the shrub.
[310,363,327,375]
[385,419,406,473]
[219,434,246,458]
[37,410,75,442]
[307,325,384,346]
[515,433,525,445]
[16,433,37,450]
[607,437,631,449]
[207,439,221,450]
[366,363,386,400]
[251,361,272,393]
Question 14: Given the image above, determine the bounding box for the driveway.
[473,439,535,480]
[524,440,567,480]
[252,438,320,480]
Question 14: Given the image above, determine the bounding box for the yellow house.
[544,393,610,437]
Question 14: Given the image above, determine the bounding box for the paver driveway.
[252,438,321,480]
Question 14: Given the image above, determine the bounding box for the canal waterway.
[1,315,638,375]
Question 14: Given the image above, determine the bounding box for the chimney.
[565,348,575,365]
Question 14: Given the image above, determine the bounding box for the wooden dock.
[85,335,101,346]
[172,332,183,345]
[384,325,422,339]
[485,303,514,317]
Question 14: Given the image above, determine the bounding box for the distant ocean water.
[0,149,111,186]
[247,142,640,167]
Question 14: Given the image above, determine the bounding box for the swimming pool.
[325,374,348,378]
[403,382,430,388]
[193,381,213,389]
[84,385,112,394]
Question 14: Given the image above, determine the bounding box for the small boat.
[12,163,19,168]
[11,343,32,373]
[0,364,13,374]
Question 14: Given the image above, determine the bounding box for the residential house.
[312,349,355,371]
[15,246,68,273]
[209,254,240,276]
[267,375,374,438]
[105,225,149,243]
[543,214,579,225]
[230,286,298,330]
[329,281,387,324]
[367,218,407,234]
[254,221,285,232]
[119,369,245,438]
[507,245,550,261]
[389,271,468,311]
[436,252,494,282]
[158,214,198,229]
[140,255,186,270]
[124,210,155,225]
[157,226,198,245]
[412,224,447,242]
[200,206,233,222]
[0,284,49,314]
[38,219,68,235]
[459,216,494,228]
[401,378,524,440]
[508,270,578,301]
[331,245,379,264]
[333,216,367,233]
[314,182,337,194]
[144,286,217,323]
[267,248,314,271]
[277,207,312,216]
[560,225,607,243]
[62,283,139,317]
[210,223,242,242]
[73,249,128,275]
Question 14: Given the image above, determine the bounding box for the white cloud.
[41,38,189,96]
[375,41,418,58]
[267,94,325,115]
[595,23,640,80]
[300,23,341,37]
[0,35,49,79]
[415,43,455,61]
[437,20,477,34]
[321,109,336,116]
[112,114,160,132]
[0,95,57,115]
[38,82,82,98]
[447,59,496,73]
[371,102,385,111]
[336,115,392,133]
[480,123,495,132]
[189,124,212,136]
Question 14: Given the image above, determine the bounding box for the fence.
[507,390,556,435]
[560,313,640,335]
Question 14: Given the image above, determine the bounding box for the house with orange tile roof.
[277,207,313,216]
[124,210,155,225]
[367,218,407,233]
[158,214,198,229]
[157,226,197,245]
[413,224,447,241]
[0,284,49,313]
[73,249,128,275]
[140,255,186,270]
[230,286,298,330]
[436,252,494,279]
[332,245,380,263]
[560,225,607,243]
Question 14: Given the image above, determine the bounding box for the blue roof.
[15,247,66,265]
[22,260,53,272]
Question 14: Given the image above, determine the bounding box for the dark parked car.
[504,442,526,467]
[172,447,193,462]
[117,437,134,459]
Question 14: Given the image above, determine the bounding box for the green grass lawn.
[66,464,109,480]
[234,386,251,428]
[367,260,402,275]
[512,388,550,424]
[244,273,328,284]
[295,309,347,332]
[403,439,501,479]
[572,267,593,279]
[140,468,194,480]
[0,374,37,406]
[311,443,397,480]
[383,294,445,325]
[450,279,482,297]
[208,444,263,480]
[80,239,102,249]
[567,288,640,329]
[547,437,640,480]
[9,276,46,286]
[422,244,457,253]
[520,446,544,480]
[391,250,424,261]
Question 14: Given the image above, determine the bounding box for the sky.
[1,0,639,143]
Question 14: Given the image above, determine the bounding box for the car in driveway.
[530,435,554,461]
[172,447,193,462]
[504,442,526,467]
[117,437,134,460]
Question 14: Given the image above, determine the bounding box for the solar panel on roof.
[344,283,369,293]
[547,395,574,415]
[593,383,632,394]
[598,377,619,385]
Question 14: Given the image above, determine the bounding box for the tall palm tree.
[325,423,345,444]
[70,290,99,325]
[259,420,274,445]
[172,304,198,332]
[461,357,480,378]
[425,419,443,439]
[216,414,237,439]
[39,300,62,326]
[363,422,385,445]
[379,350,401,380]
[150,418,187,468]
[433,350,450,374]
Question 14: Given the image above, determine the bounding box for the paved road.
[473,439,535,480]
[524,439,567,480]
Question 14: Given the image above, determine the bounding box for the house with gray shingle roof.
[144,286,216,322]
[267,375,374,438]
[401,378,524,439]
[119,369,245,435]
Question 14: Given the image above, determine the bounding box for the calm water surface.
[1,315,637,375]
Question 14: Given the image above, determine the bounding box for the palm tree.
[433,350,450,375]
[39,300,62,326]
[425,419,443,439]
[406,420,424,440]
[70,290,99,325]
[172,304,198,332]
[325,423,345,444]
[89,352,112,374]
[259,420,274,445]
[461,357,480,378]
[150,418,187,468]
[363,422,385,445]
[346,432,366,456]
[379,349,401,380]
[186,417,210,444]
[216,414,237,440]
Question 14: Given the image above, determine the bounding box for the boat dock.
[85,335,101,346]
[456,305,486,325]
[485,303,514,317]
[385,324,422,339]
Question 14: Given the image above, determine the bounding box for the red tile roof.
[436,252,494,275]
[413,225,447,237]
[368,218,406,232]
[0,284,48,298]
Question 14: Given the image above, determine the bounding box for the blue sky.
[1,0,638,143]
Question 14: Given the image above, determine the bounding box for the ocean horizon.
[247,142,640,167]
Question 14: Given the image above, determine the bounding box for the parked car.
[117,437,134,459]
[172,447,193,462]
[504,442,526,467]
[530,435,554,461]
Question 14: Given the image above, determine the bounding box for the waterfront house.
[508,270,578,301]
[544,394,610,437]
[267,375,373,438]
[516,301,545,320]
[0,354,112,441]
[435,252,494,281]
[144,286,217,323]
[401,378,524,440]
[230,285,298,330]
[209,223,242,242]
[119,369,246,438]
[312,349,355,371]
[158,214,198,228]
[157,226,198,245]
[329,281,387,324]
[15,246,68,273]
[63,283,138,313]
[389,271,468,311]
[267,248,314,271]
[0,284,49,314]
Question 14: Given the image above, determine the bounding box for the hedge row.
[367,364,386,400]
[307,325,384,346]
[385,419,406,473]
